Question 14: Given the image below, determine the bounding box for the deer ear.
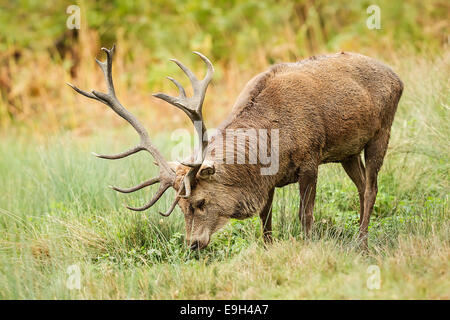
[198,160,215,179]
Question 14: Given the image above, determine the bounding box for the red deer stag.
[68,46,403,250]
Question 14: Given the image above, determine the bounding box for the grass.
[0,51,448,299]
[0,0,449,298]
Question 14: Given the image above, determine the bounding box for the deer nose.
[190,241,200,250]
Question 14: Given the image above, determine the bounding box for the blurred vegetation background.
[0,1,448,299]
[0,0,448,135]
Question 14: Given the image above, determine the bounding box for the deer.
[68,45,403,250]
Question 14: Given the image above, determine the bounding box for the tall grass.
[0,52,448,298]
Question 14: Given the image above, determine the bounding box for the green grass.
[0,53,448,299]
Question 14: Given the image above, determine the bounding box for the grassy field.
[0,50,448,299]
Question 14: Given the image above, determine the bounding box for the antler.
[67,45,181,216]
[153,52,214,197]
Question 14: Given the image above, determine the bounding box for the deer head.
[68,45,252,250]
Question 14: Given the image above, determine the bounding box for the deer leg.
[259,188,275,244]
[360,131,390,249]
[298,167,318,237]
[341,154,366,222]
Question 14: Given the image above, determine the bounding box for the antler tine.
[109,177,160,193]
[91,146,144,160]
[167,77,186,98]
[153,52,215,198]
[126,183,171,211]
[95,46,116,96]
[153,51,214,145]
[180,166,197,198]
[68,45,177,214]
[159,183,185,217]
[159,197,180,217]
[192,51,214,102]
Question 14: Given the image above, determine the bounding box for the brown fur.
[176,52,403,250]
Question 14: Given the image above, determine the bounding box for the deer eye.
[195,199,206,210]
